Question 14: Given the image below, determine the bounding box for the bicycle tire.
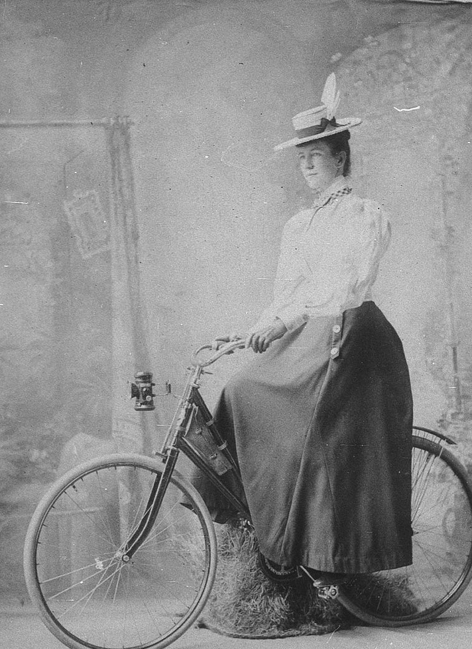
[23,453,217,649]
[338,433,472,626]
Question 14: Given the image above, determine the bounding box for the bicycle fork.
[117,448,179,562]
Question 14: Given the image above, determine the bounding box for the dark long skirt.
[192,301,413,573]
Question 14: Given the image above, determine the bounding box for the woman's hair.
[318,130,351,177]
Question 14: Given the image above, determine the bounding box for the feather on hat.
[274,74,361,151]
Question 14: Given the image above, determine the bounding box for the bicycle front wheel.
[338,433,472,626]
[24,453,217,649]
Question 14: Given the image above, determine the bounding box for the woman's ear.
[337,151,347,168]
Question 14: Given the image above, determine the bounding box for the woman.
[193,75,413,583]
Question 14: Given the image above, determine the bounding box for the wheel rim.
[340,435,472,624]
[28,458,215,649]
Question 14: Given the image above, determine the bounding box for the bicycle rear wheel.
[338,432,472,626]
[24,453,217,649]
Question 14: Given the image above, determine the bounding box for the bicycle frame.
[126,340,457,561]
[125,340,250,559]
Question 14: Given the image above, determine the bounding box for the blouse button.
[332,325,341,334]
[330,347,339,356]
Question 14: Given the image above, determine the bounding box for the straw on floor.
[199,520,419,638]
[199,520,347,638]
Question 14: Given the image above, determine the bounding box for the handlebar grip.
[192,339,245,367]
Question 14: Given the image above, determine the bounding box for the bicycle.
[23,339,472,649]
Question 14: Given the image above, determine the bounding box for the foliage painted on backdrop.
[0,199,112,499]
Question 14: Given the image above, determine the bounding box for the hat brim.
[273,118,362,151]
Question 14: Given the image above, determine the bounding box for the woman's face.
[297,141,345,194]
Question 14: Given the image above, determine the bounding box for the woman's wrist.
[273,317,288,335]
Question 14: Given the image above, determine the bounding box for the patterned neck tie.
[312,185,352,212]
[327,185,352,202]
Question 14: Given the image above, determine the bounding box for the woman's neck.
[311,175,346,200]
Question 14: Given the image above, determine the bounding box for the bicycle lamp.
[131,372,156,410]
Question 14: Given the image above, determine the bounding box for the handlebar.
[191,339,246,368]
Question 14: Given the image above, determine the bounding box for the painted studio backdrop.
[1,0,472,598]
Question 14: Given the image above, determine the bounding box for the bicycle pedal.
[316,585,339,600]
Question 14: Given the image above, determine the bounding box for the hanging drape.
[106,116,153,453]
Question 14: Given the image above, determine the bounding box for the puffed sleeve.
[346,200,391,303]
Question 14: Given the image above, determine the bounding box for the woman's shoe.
[258,552,300,583]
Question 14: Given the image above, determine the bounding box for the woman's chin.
[305,178,324,193]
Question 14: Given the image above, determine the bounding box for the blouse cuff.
[276,309,308,332]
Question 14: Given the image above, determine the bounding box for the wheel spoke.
[24,455,217,649]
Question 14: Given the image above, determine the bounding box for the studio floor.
[2,585,471,649]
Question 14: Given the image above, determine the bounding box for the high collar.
[312,176,351,208]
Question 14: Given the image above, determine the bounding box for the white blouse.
[251,178,391,333]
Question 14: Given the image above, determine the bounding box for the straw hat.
[274,74,362,151]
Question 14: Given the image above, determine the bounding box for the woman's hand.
[245,318,288,354]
